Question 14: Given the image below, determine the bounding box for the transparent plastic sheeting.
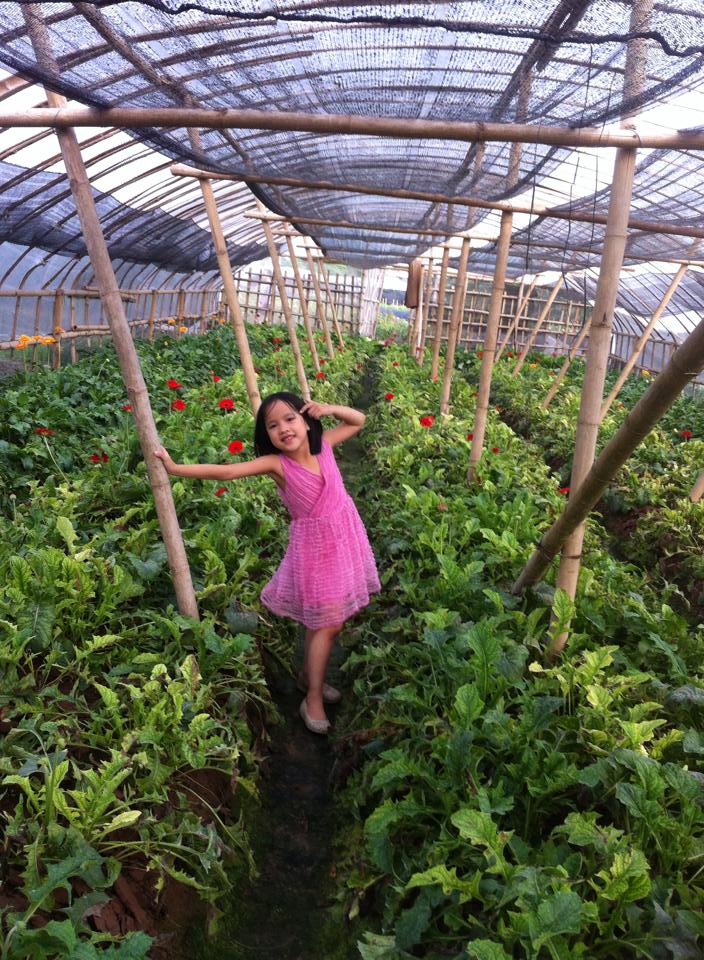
[1,2,703,267]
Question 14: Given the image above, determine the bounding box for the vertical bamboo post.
[147,289,157,340]
[550,0,650,657]
[430,246,450,382]
[512,278,564,375]
[413,267,425,361]
[439,238,471,415]
[418,257,434,363]
[689,470,704,503]
[318,260,345,349]
[52,288,64,369]
[496,277,536,361]
[467,211,514,483]
[542,313,592,408]
[191,170,261,413]
[601,264,687,417]
[24,5,198,618]
[305,245,335,360]
[69,295,77,364]
[285,233,320,373]
[257,209,310,400]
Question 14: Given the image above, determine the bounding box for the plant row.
[331,345,704,959]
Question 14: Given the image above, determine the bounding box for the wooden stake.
[194,171,261,413]
[440,239,471,415]
[541,313,592,409]
[418,257,435,363]
[430,247,450,381]
[468,211,514,483]
[496,277,536,362]
[284,233,320,373]
[23,4,198,619]
[513,314,704,593]
[305,245,335,360]
[600,264,687,417]
[317,260,345,350]
[512,278,564,375]
[52,288,63,369]
[257,203,310,400]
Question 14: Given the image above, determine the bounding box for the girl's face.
[264,400,310,454]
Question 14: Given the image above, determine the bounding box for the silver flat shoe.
[296,676,342,704]
[299,698,330,735]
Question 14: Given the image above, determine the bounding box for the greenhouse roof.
[0,1,703,330]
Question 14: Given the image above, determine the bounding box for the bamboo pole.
[257,203,310,401]
[192,166,261,413]
[541,313,592,409]
[69,295,77,364]
[468,211,514,483]
[418,257,435,363]
[22,6,199,620]
[173,164,704,245]
[284,233,320,374]
[414,270,425,361]
[496,277,536,361]
[317,260,345,350]
[430,246,450,381]
[512,278,564,375]
[600,264,687,417]
[52,289,64,369]
[550,0,649,656]
[689,470,704,503]
[14,104,704,152]
[439,239,471,415]
[513,314,704,592]
[305,245,335,360]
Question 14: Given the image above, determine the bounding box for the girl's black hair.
[254,392,323,456]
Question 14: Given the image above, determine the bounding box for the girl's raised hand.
[300,401,333,420]
[154,446,175,471]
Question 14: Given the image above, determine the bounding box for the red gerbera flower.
[392,361,399,367]
[219,398,235,410]
[681,429,693,439]
[385,392,394,400]
[272,337,282,343]
[419,415,435,428]
[228,440,244,454]
[34,427,54,435]
[491,447,500,454]
[167,378,182,389]
[320,359,326,365]
[273,346,281,352]
[215,486,227,497]
[466,432,473,441]
[212,375,221,382]
[89,449,109,463]
[171,399,186,411]
[476,350,483,357]
[121,404,132,411]
[558,486,570,494]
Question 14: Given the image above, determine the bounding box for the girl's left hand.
[301,401,333,420]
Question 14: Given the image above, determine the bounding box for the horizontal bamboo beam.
[4,106,704,151]
[173,164,704,243]
[244,208,497,240]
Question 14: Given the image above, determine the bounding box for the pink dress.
[260,440,380,629]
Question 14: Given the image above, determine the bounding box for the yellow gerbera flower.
[178,326,188,333]
[18,334,31,342]
[167,318,176,325]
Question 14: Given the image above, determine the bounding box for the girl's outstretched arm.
[301,402,365,448]
[154,446,282,482]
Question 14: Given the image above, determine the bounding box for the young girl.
[154,392,380,735]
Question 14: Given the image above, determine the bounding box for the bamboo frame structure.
[495,277,536,362]
[10,104,704,151]
[430,247,450,381]
[304,244,335,360]
[172,164,704,245]
[315,258,345,350]
[600,264,687,418]
[440,239,471,416]
[468,211,514,483]
[512,314,704,594]
[283,232,320,373]
[511,278,564,375]
[21,5,199,620]
[550,0,649,656]
[188,131,261,414]
[541,314,593,409]
[256,201,310,400]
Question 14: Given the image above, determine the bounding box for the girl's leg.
[302,623,343,721]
